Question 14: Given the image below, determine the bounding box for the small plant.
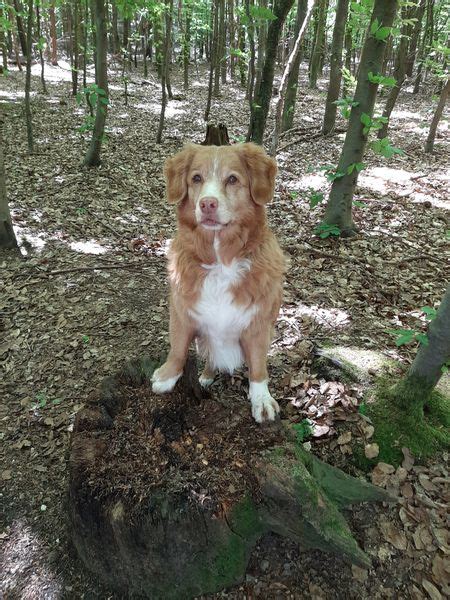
[309,191,324,208]
[76,207,87,215]
[82,335,90,344]
[334,97,359,118]
[314,223,341,239]
[367,72,396,87]
[370,18,392,42]
[370,137,404,159]
[76,84,108,133]
[292,419,313,443]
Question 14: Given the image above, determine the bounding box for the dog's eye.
[227,175,238,185]
[192,174,202,183]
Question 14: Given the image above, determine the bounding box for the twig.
[45,263,142,275]
[84,208,124,238]
[277,128,346,153]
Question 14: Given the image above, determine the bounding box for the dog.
[151,142,286,423]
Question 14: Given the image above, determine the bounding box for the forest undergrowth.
[1,62,449,599]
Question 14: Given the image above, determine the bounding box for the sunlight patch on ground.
[322,345,395,376]
[69,240,109,254]
[28,60,95,84]
[0,89,32,102]
[293,172,327,191]
[1,519,62,598]
[138,101,188,117]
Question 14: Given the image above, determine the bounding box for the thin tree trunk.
[156,0,173,143]
[237,18,246,87]
[254,0,267,100]
[272,0,315,152]
[24,0,33,154]
[394,283,450,406]
[220,0,227,83]
[245,0,256,102]
[9,4,22,71]
[322,0,349,134]
[111,1,120,53]
[0,111,18,250]
[83,0,108,167]
[13,0,27,55]
[413,0,433,94]
[204,1,217,121]
[228,0,235,79]
[213,0,221,96]
[72,0,79,96]
[425,78,449,153]
[0,8,9,71]
[308,0,326,88]
[35,3,47,93]
[49,0,57,64]
[378,5,414,139]
[406,0,426,78]
[247,0,295,144]
[323,0,398,234]
[183,2,191,90]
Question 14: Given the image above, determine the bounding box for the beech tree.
[323,0,398,235]
[24,0,33,153]
[322,0,349,135]
[425,78,450,153]
[0,112,18,249]
[83,0,108,167]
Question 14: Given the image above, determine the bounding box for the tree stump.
[201,123,230,146]
[69,357,393,599]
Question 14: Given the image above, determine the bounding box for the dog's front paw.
[151,367,182,394]
[248,381,280,423]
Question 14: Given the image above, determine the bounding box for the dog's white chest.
[189,257,258,372]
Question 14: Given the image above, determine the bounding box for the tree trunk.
[228,0,235,79]
[69,356,392,598]
[323,0,398,234]
[220,0,227,83]
[156,0,173,143]
[83,0,108,167]
[9,3,22,71]
[378,5,413,139]
[165,2,173,100]
[72,0,79,97]
[393,284,450,410]
[272,0,316,152]
[237,18,246,87]
[0,111,18,250]
[24,0,33,154]
[322,0,350,134]
[111,1,120,53]
[281,0,308,133]
[13,0,27,56]
[253,0,268,100]
[245,0,256,103]
[204,1,217,121]
[0,7,7,72]
[36,3,47,93]
[413,0,433,94]
[247,0,295,144]
[308,0,326,88]
[183,2,191,90]
[425,78,449,153]
[48,0,58,64]
[213,0,222,96]
[406,0,426,78]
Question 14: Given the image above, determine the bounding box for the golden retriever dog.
[152,142,286,422]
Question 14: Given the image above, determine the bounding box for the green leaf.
[249,5,277,21]
[353,200,365,208]
[309,191,324,208]
[360,112,372,127]
[415,333,429,346]
[292,419,313,443]
[420,306,437,320]
[370,18,380,34]
[314,223,341,239]
[375,26,392,41]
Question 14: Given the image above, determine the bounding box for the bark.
[254,0,268,100]
[123,17,129,50]
[204,1,217,120]
[281,0,308,133]
[183,2,191,90]
[69,356,392,598]
[72,0,79,97]
[308,0,326,88]
[49,0,57,64]
[323,0,398,234]
[1,7,9,71]
[247,0,295,144]
[111,1,120,53]
[83,0,108,167]
[413,0,433,94]
[220,0,227,83]
[378,5,414,139]
[13,0,27,55]
[165,3,173,100]
[8,4,22,71]
[156,0,173,143]
[154,11,163,78]
[322,0,350,135]
[245,0,256,103]
[237,19,246,87]
[425,78,449,153]
[24,0,33,154]
[272,0,316,152]
[228,0,235,79]
[0,111,18,250]
[406,0,426,77]
[201,123,230,145]
[35,3,47,93]
[395,283,450,407]
[213,0,222,96]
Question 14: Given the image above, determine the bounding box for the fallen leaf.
[422,578,442,600]
[365,443,379,459]
[337,431,352,445]
[380,520,408,550]
[402,447,415,471]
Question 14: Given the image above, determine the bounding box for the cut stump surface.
[69,356,393,599]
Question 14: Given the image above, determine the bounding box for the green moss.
[365,380,449,467]
[228,495,265,539]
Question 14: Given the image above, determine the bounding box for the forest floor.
[1,60,449,599]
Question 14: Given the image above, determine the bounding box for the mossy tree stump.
[69,357,393,599]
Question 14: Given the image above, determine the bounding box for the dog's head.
[164,143,277,230]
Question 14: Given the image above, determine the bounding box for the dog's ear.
[238,143,277,205]
[164,144,196,204]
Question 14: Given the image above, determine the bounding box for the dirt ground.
[1,60,449,599]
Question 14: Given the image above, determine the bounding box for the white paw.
[151,368,182,394]
[248,380,280,423]
[199,375,214,388]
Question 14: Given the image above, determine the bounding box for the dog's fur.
[152,142,286,422]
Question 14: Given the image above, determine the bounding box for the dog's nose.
[199,197,218,214]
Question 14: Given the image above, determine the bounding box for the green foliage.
[421,306,437,321]
[388,328,428,347]
[76,84,108,133]
[370,18,392,42]
[314,223,341,239]
[82,334,90,344]
[370,137,404,158]
[333,97,359,119]
[292,419,313,443]
[309,191,324,208]
[341,67,357,93]
[367,71,396,87]
[353,200,366,208]
[360,113,388,135]
[347,162,365,175]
